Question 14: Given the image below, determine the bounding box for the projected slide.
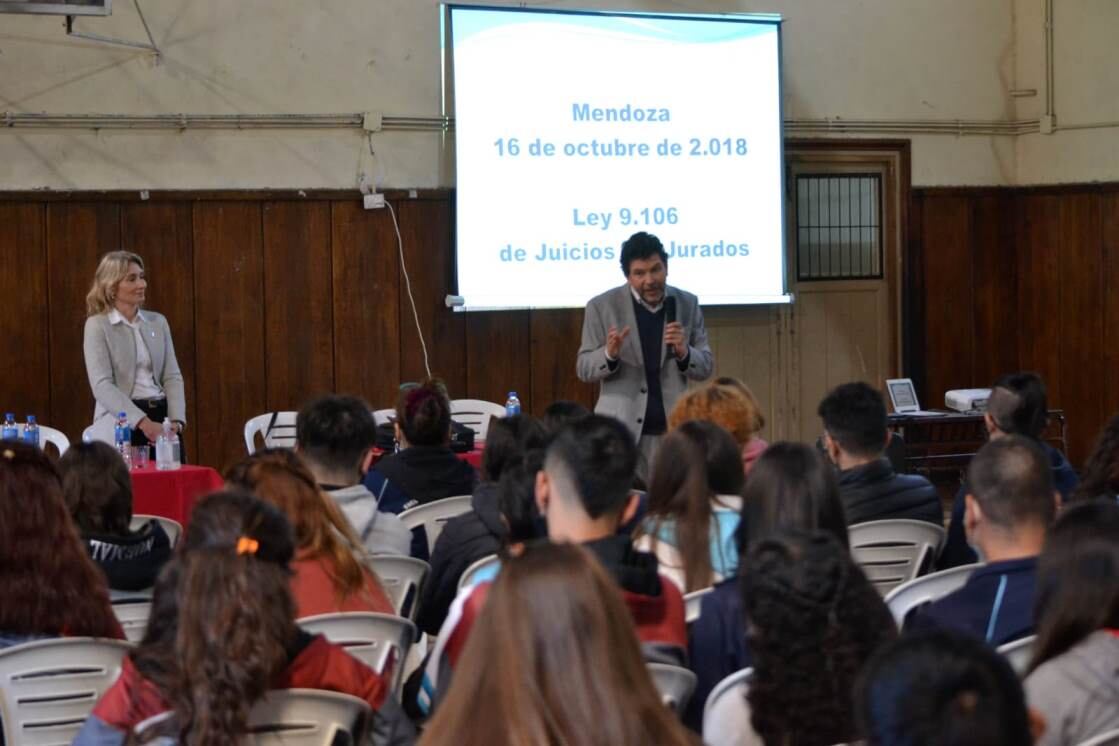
[449,7,787,310]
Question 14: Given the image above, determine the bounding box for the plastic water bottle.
[1,413,17,441]
[504,391,521,417]
[156,418,181,470]
[114,412,132,468]
[22,415,39,448]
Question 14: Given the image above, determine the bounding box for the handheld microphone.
[664,295,677,356]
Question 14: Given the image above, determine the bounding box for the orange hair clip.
[236,536,260,556]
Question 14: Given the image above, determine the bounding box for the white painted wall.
[0,0,1111,190]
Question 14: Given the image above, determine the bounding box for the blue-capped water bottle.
[1,413,18,441]
[504,391,521,417]
[114,412,133,468]
[23,415,39,448]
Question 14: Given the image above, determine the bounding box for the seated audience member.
[670,377,769,476]
[225,449,393,619]
[295,394,411,556]
[1072,413,1119,502]
[420,415,687,711]
[418,543,696,746]
[634,420,745,592]
[362,379,477,535]
[0,441,123,648]
[941,372,1078,568]
[1025,500,1119,746]
[859,629,1037,746]
[907,436,1058,644]
[417,414,547,636]
[59,440,172,591]
[707,531,895,746]
[74,490,413,745]
[818,381,941,527]
[542,399,591,433]
[686,442,849,729]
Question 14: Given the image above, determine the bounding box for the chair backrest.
[883,563,983,627]
[684,587,714,624]
[458,554,502,591]
[130,513,184,548]
[372,408,395,427]
[113,601,153,643]
[297,613,416,699]
[647,662,698,715]
[997,634,1036,677]
[702,668,761,746]
[849,519,946,595]
[0,637,133,746]
[449,399,505,441]
[133,689,372,746]
[366,555,430,621]
[1076,727,1119,746]
[243,412,299,454]
[6,423,71,456]
[398,495,474,556]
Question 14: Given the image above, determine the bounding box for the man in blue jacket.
[906,435,1058,645]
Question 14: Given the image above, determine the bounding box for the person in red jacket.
[73,490,413,746]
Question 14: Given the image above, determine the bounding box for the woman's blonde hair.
[668,379,765,446]
[86,250,144,316]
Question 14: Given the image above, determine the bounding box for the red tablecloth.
[370,446,484,470]
[130,464,224,526]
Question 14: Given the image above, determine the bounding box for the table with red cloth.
[369,446,484,471]
[130,463,224,526]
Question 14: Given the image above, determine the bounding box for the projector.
[945,389,992,413]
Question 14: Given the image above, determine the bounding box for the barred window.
[795,174,882,281]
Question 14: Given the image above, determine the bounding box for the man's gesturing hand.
[606,325,631,360]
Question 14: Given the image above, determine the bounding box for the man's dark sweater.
[837,457,942,527]
[632,299,667,435]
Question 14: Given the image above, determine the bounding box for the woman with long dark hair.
[225,449,393,618]
[0,441,123,648]
[1073,414,1119,502]
[731,531,896,746]
[686,442,849,729]
[418,542,696,746]
[59,440,172,591]
[635,420,745,592]
[1024,500,1119,746]
[75,490,414,745]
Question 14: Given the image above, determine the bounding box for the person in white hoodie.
[1025,499,1119,746]
[295,394,411,556]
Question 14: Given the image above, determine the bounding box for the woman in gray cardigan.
[83,251,186,455]
[1025,500,1119,746]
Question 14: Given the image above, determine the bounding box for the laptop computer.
[885,378,946,417]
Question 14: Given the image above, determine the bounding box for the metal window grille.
[795,174,882,281]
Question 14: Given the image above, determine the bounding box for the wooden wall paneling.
[529,308,597,415]
[1057,193,1104,465]
[1102,191,1119,420]
[394,199,466,394]
[192,202,266,471]
[1016,195,1063,408]
[121,202,199,461]
[331,200,402,409]
[917,195,974,406]
[262,202,335,411]
[46,203,121,441]
[0,204,50,422]
[970,193,1019,387]
[464,311,531,407]
[904,194,926,395]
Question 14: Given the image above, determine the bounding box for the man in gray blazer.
[577,232,714,482]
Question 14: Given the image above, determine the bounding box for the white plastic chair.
[449,399,505,441]
[366,555,430,621]
[997,634,1036,677]
[113,601,152,643]
[457,553,501,591]
[702,668,761,746]
[133,689,372,746]
[883,563,982,627]
[398,495,474,556]
[298,612,416,699]
[0,637,133,746]
[372,408,395,427]
[647,662,697,715]
[131,513,184,548]
[1077,727,1119,746]
[684,587,714,624]
[849,519,946,596]
[243,411,299,454]
[3,423,71,455]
